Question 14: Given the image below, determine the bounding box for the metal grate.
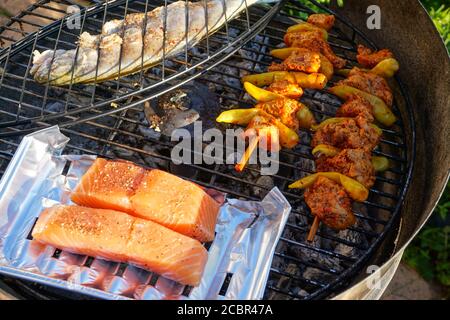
[0,0,415,300]
[0,0,281,136]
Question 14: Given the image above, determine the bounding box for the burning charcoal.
[144,82,220,136]
[253,176,275,198]
[45,102,65,113]
[302,267,336,284]
[142,144,169,168]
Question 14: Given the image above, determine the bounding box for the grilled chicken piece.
[255,98,301,131]
[304,176,355,230]
[284,31,346,69]
[312,118,381,151]
[336,94,374,123]
[357,45,394,69]
[315,149,376,188]
[266,80,304,100]
[268,48,321,73]
[338,67,393,106]
[307,14,335,31]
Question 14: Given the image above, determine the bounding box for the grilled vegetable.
[289,172,369,202]
[244,82,287,102]
[216,109,300,149]
[329,85,397,126]
[242,71,327,89]
[286,22,329,40]
[216,108,260,126]
[235,116,280,172]
[270,48,334,79]
[312,144,390,173]
[338,59,400,78]
[372,156,390,172]
[370,58,400,78]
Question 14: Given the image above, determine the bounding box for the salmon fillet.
[32,205,208,286]
[70,158,220,242]
[71,158,145,213]
[130,169,220,243]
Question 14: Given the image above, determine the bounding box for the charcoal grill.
[0,0,447,300]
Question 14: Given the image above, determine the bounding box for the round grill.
[0,0,415,300]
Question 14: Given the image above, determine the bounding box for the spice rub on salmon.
[32,205,208,286]
[71,158,221,242]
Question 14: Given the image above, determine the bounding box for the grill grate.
[0,0,415,300]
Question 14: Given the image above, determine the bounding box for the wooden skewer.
[307,216,320,242]
[235,135,260,172]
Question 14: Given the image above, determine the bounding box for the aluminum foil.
[0,126,291,300]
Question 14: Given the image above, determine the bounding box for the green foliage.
[403,180,449,289]
[421,0,450,51]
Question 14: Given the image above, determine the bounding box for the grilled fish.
[31,0,259,85]
[71,158,221,242]
[32,205,208,286]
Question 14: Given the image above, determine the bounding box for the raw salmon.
[130,169,220,242]
[32,205,208,286]
[70,158,221,243]
[71,158,145,213]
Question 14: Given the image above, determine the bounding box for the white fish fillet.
[30,0,260,85]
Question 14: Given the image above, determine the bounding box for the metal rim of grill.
[0,0,416,300]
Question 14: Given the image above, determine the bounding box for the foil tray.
[0,126,291,300]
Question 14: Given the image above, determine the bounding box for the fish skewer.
[31,0,260,85]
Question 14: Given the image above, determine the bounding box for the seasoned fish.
[71,158,221,242]
[32,205,208,286]
[31,0,259,85]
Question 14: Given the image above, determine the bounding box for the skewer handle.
[307,216,320,242]
[235,135,260,172]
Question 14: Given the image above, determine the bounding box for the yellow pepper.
[318,54,334,80]
[297,104,317,129]
[289,172,369,202]
[312,144,390,172]
[337,58,400,78]
[329,85,397,127]
[216,108,260,126]
[311,144,340,157]
[244,82,285,102]
[216,108,300,149]
[286,22,328,40]
[241,71,327,90]
[311,117,353,131]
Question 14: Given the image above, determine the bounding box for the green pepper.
[329,85,397,127]
[289,172,369,202]
[372,156,390,172]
